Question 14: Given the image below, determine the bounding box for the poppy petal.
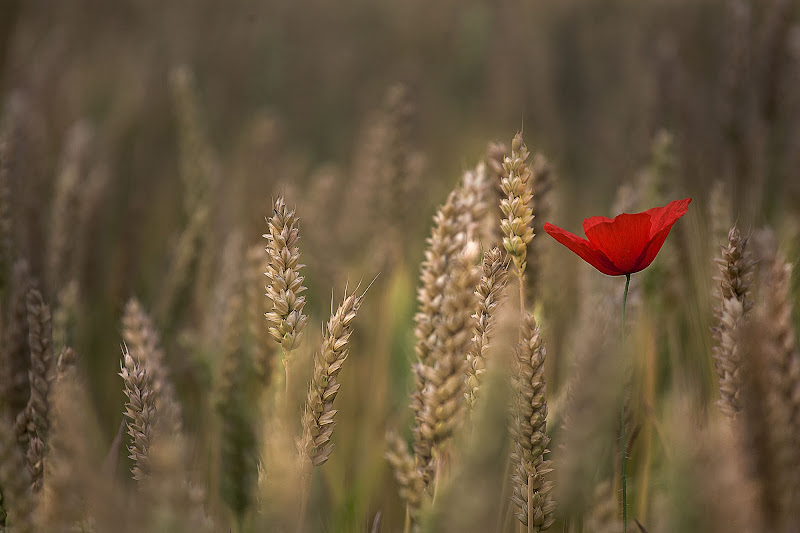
[584,213,652,274]
[642,198,692,240]
[635,198,692,271]
[582,214,615,234]
[544,223,623,276]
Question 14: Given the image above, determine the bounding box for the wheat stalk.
[411,164,489,484]
[510,311,555,531]
[216,289,257,522]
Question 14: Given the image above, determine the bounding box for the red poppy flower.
[543,198,691,276]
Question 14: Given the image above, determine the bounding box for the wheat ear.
[22,288,55,492]
[385,430,427,522]
[299,287,366,467]
[499,132,534,306]
[411,165,489,484]
[119,345,158,484]
[465,247,509,411]
[1,260,33,423]
[757,254,800,526]
[46,122,92,293]
[122,298,182,432]
[510,311,555,531]
[712,226,755,417]
[39,359,97,531]
[264,196,307,405]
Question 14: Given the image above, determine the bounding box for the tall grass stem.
[621,273,630,533]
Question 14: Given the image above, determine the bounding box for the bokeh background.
[1,0,799,530]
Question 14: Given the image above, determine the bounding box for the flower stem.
[621,273,630,533]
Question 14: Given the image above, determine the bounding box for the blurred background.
[1,0,799,530]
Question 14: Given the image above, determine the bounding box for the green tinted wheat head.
[411,164,489,484]
[216,290,257,521]
[158,66,215,324]
[465,247,509,411]
[120,346,157,484]
[500,133,534,286]
[52,280,78,355]
[712,226,755,417]
[510,311,555,531]
[170,65,215,218]
[264,197,307,400]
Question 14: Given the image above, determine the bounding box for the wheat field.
[0,1,799,532]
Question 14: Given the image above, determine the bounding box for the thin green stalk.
[621,273,630,533]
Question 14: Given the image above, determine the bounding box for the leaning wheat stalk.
[297,286,368,525]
